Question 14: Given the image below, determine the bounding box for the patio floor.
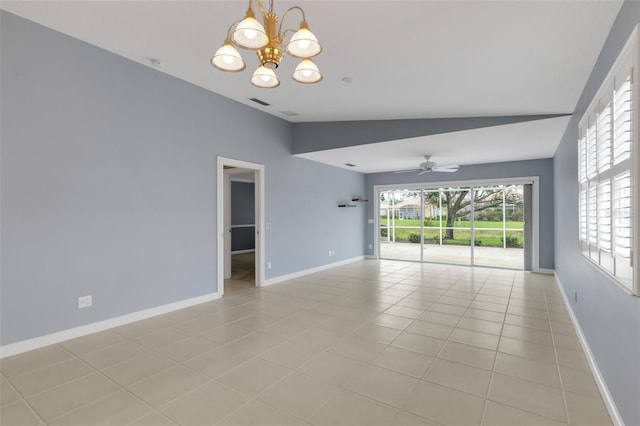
[380,242,524,269]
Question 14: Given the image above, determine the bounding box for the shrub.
[475,211,488,221]
[474,239,483,246]
[408,233,421,243]
[380,228,388,237]
[501,234,521,248]
[476,209,502,222]
[509,211,524,222]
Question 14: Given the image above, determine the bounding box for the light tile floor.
[1,260,612,426]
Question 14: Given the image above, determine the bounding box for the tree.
[425,188,519,240]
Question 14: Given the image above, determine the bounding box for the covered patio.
[380,242,524,269]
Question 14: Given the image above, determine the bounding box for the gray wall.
[292,115,568,154]
[553,2,640,424]
[231,182,255,226]
[365,159,554,270]
[0,11,365,345]
[231,181,255,251]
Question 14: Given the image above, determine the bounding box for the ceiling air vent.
[248,97,270,106]
[344,163,356,167]
[279,110,300,117]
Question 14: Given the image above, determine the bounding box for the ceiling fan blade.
[393,169,420,174]
[432,166,458,173]
[417,170,430,175]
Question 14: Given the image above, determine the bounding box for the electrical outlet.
[78,295,92,309]
[267,262,272,269]
[332,250,336,256]
[329,250,332,257]
[368,244,372,250]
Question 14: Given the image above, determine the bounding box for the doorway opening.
[227,169,256,293]
[375,178,538,271]
[217,157,265,296]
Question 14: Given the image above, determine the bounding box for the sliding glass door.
[422,190,444,263]
[473,185,525,269]
[378,183,527,270]
[438,188,472,265]
[379,189,422,261]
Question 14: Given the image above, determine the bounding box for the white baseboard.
[262,256,365,287]
[554,273,624,426]
[535,268,555,275]
[365,255,378,259]
[0,292,221,359]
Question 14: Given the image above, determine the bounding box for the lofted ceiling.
[296,115,573,173]
[1,0,624,173]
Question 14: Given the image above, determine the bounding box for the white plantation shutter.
[597,101,612,173]
[597,180,612,252]
[579,132,587,184]
[613,74,632,166]
[613,172,632,258]
[586,118,598,179]
[579,189,587,245]
[578,32,637,294]
[587,185,598,260]
[613,172,633,286]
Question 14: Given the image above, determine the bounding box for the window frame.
[578,25,639,296]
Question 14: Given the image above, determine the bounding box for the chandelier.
[211,0,322,88]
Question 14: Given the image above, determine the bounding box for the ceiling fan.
[395,155,460,175]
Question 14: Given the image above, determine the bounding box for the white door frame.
[373,176,542,272]
[217,156,265,295]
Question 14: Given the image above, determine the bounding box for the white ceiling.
[296,115,572,173]
[1,0,624,172]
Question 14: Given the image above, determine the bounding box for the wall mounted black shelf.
[338,204,357,208]
[351,198,369,202]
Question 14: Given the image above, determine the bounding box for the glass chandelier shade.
[231,9,268,49]
[211,0,322,88]
[292,59,322,84]
[211,40,246,72]
[251,66,280,88]
[286,23,322,58]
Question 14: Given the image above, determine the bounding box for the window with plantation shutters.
[579,189,587,242]
[578,28,638,295]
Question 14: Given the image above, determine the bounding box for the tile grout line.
[1,262,604,426]
[124,409,177,426]
[545,278,573,425]
[479,272,515,426]
[5,345,117,424]
[252,269,447,425]
[1,369,47,425]
[385,274,468,424]
[204,274,409,425]
[291,290,406,424]
[120,293,347,424]
[36,343,162,425]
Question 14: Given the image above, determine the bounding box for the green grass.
[380,218,524,229]
[381,227,524,248]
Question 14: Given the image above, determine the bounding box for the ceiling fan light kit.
[211,0,323,88]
